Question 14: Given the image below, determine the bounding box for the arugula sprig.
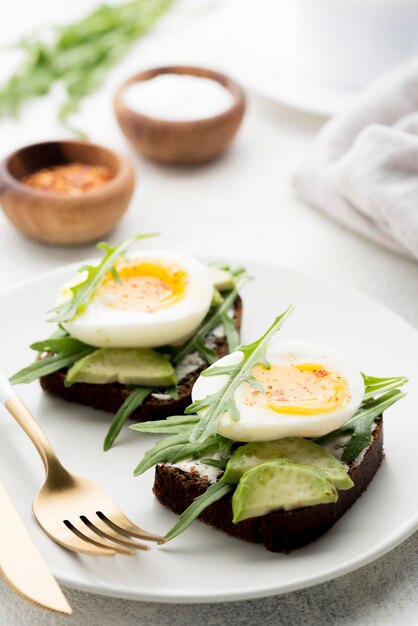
[30,336,90,354]
[0,0,173,135]
[341,389,405,462]
[186,306,295,443]
[131,414,200,435]
[316,374,408,463]
[164,482,235,542]
[104,387,153,451]
[172,271,250,366]
[220,312,240,353]
[9,334,95,385]
[48,234,157,324]
[132,431,231,476]
[103,386,180,450]
[362,373,408,401]
[131,412,236,475]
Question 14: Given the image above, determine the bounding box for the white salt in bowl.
[290,0,418,88]
[114,66,246,165]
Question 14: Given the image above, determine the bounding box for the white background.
[0,0,417,624]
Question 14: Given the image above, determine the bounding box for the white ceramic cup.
[290,0,418,88]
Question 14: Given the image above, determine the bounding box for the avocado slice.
[232,460,338,523]
[211,287,224,307]
[210,267,236,291]
[66,348,176,387]
[223,438,353,490]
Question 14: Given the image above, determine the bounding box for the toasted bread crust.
[153,420,384,552]
[39,296,242,423]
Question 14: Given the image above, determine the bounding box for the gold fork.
[0,374,164,556]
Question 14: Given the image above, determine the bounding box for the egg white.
[192,339,365,441]
[58,250,213,348]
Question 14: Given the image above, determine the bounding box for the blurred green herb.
[0,0,173,136]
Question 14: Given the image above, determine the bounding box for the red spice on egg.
[315,368,329,378]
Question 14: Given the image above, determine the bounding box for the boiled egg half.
[57,251,213,348]
[192,339,365,440]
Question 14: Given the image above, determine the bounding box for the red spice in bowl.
[22,162,114,196]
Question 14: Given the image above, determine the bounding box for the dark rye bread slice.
[39,296,243,423]
[153,420,384,553]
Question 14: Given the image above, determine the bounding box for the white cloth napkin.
[293,58,418,261]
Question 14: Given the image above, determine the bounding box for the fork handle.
[0,373,63,474]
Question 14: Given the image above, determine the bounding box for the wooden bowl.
[114,66,246,165]
[0,140,135,245]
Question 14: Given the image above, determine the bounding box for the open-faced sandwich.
[132,307,407,552]
[10,234,248,449]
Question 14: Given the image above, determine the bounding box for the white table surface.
[0,1,417,624]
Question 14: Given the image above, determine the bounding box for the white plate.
[225,56,354,118]
[225,57,353,118]
[0,259,417,603]
[218,0,356,116]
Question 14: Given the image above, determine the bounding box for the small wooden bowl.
[114,66,246,165]
[0,140,135,246]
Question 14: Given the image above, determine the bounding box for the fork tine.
[62,539,115,557]
[35,519,117,556]
[80,516,149,552]
[97,511,165,543]
[64,521,134,556]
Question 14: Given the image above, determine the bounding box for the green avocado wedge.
[210,267,236,291]
[223,438,354,490]
[66,347,176,387]
[232,460,339,523]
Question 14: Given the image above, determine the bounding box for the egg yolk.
[244,363,350,415]
[97,261,189,313]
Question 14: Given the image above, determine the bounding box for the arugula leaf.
[10,347,95,385]
[362,373,408,401]
[10,329,96,385]
[133,432,230,476]
[104,386,153,451]
[48,233,157,324]
[187,306,295,443]
[194,339,218,365]
[110,266,123,286]
[30,337,91,354]
[106,389,186,446]
[130,415,200,435]
[199,458,228,469]
[315,387,407,463]
[209,262,247,279]
[172,273,250,366]
[221,312,240,352]
[219,438,236,459]
[164,481,234,542]
[341,389,406,462]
